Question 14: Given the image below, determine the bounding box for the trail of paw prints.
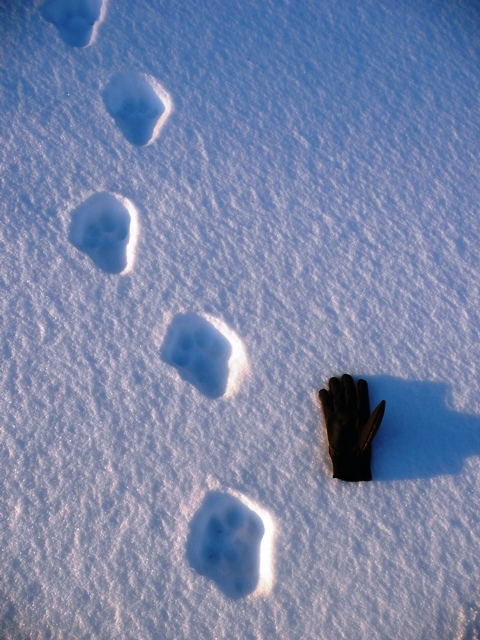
[186,491,274,600]
[160,313,248,399]
[103,72,172,147]
[68,192,139,274]
[40,0,105,48]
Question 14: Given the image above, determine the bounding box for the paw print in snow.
[103,72,172,146]
[40,0,104,48]
[187,491,273,600]
[68,192,138,274]
[161,313,248,399]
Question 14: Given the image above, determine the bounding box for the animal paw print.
[187,492,268,600]
[40,0,104,48]
[68,192,138,274]
[161,313,240,399]
[103,72,172,146]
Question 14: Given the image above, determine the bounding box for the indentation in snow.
[68,192,138,274]
[186,491,274,600]
[103,72,172,146]
[40,0,105,48]
[161,313,248,399]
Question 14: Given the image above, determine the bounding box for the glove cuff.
[329,447,372,482]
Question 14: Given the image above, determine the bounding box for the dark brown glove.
[319,374,385,481]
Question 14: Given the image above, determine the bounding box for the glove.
[319,374,385,482]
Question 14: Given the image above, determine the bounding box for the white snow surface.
[1,0,480,638]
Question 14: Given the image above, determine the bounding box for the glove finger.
[356,378,371,425]
[357,400,385,451]
[329,376,345,411]
[319,388,333,422]
[342,374,356,411]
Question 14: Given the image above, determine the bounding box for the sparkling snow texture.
[1,0,480,638]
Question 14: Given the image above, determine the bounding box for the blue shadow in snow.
[186,491,265,600]
[161,313,232,399]
[364,376,480,481]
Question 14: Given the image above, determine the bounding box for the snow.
[0,0,480,638]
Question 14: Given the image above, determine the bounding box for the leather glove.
[319,374,385,482]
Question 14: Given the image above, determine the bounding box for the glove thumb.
[357,400,385,452]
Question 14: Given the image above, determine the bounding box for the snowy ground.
[1,0,480,638]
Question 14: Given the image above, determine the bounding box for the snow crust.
[1,0,480,638]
